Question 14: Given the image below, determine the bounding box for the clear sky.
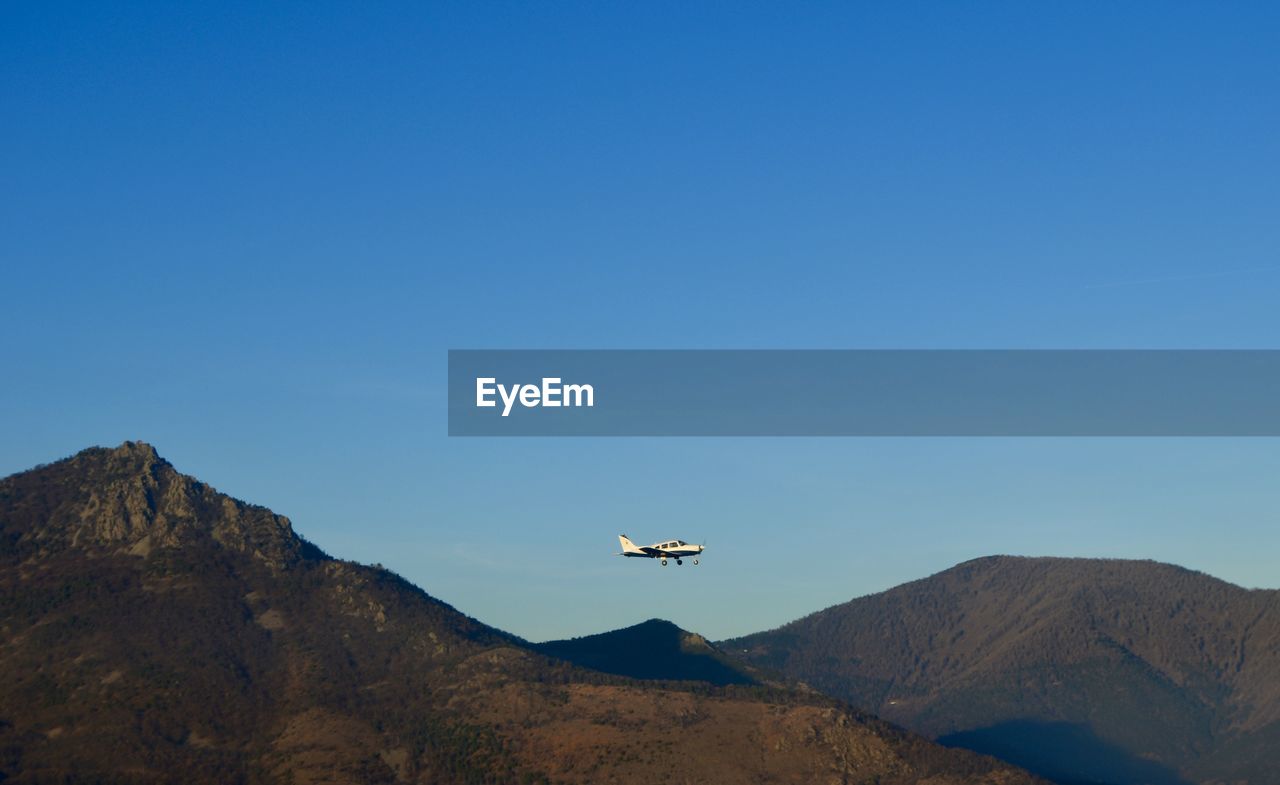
[4,2,1280,641]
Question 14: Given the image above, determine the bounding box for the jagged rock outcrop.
[1,441,307,568]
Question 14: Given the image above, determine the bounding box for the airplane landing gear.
[660,558,668,566]
[676,559,683,566]
[692,559,699,565]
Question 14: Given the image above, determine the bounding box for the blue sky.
[4,2,1280,640]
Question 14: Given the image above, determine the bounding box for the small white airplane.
[618,534,705,566]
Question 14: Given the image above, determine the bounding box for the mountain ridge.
[2,440,317,568]
[725,553,1280,785]
[534,618,765,686]
[0,442,1046,785]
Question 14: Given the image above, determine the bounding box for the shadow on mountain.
[535,619,758,685]
[939,720,1191,785]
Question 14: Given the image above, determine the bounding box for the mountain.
[535,618,762,686]
[0,443,1045,785]
[725,556,1280,785]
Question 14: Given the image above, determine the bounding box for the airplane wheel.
[660,559,667,566]
[677,559,683,565]
[693,559,699,565]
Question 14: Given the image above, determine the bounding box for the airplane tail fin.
[618,534,643,554]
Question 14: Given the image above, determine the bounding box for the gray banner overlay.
[448,350,1280,436]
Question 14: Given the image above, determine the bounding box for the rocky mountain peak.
[111,439,160,458]
[0,442,313,568]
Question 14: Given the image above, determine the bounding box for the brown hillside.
[726,556,1280,785]
[0,443,1045,785]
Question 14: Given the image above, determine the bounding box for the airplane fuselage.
[618,535,705,565]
